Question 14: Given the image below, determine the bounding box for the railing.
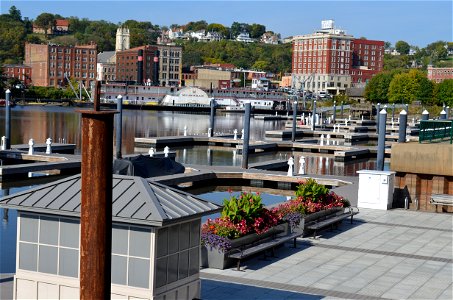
[419,120,453,144]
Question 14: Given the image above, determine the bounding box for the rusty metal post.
[77,81,116,300]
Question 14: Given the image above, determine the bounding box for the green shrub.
[295,178,329,202]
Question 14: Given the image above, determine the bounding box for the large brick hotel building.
[292,20,384,95]
[24,42,97,88]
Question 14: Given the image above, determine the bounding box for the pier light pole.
[292,100,298,142]
[5,89,11,149]
[77,81,116,300]
[241,103,251,169]
[116,95,123,159]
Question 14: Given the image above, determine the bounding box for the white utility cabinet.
[357,170,395,210]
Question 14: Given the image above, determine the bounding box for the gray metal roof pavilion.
[0,174,221,227]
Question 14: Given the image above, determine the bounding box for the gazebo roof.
[0,174,221,227]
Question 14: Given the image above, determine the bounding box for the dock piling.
[421,110,429,121]
[209,99,215,137]
[376,103,381,134]
[312,101,317,131]
[292,101,297,142]
[333,101,336,123]
[398,110,407,143]
[376,109,387,171]
[241,103,251,169]
[116,95,123,159]
[5,89,11,150]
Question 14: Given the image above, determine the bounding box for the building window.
[18,214,80,278]
[155,220,200,289]
[111,225,151,289]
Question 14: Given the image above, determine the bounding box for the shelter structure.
[0,174,221,300]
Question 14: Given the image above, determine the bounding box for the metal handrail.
[419,120,453,144]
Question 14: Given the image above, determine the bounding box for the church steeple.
[116,26,130,52]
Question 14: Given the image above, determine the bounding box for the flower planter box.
[200,223,289,270]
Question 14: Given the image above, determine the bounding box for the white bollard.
[349,115,351,121]
[233,129,238,140]
[332,124,336,133]
[345,120,348,127]
[337,124,341,133]
[45,138,52,154]
[287,156,294,177]
[391,121,394,129]
[241,129,244,140]
[164,146,170,158]
[148,147,155,157]
[299,156,306,175]
[28,138,35,155]
[208,128,212,137]
[1,136,5,150]
[361,115,364,121]
[327,134,331,145]
[412,118,415,126]
[320,134,324,146]
[183,125,187,136]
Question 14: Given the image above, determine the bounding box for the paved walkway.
[201,208,453,300]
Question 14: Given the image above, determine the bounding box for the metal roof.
[97,51,116,63]
[0,174,221,227]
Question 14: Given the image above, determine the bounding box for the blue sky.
[1,1,452,47]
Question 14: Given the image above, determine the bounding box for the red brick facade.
[116,45,158,83]
[24,43,97,88]
[427,65,453,83]
[2,64,32,86]
[350,39,384,84]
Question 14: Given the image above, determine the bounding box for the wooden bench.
[227,230,303,271]
[305,207,359,239]
[430,194,453,212]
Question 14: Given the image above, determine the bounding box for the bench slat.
[228,231,302,260]
[306,212,357,230]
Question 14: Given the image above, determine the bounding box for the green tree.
[384,41,392,49]
[207,23,228,37]
[34,13,56,38]
[8,6,22,21]
[365,72,396,103]
[395,40,410,55]
[185,20,208,32]
[388,69,434,104]
[0,14,27,64]
[230,22,250,38]
[249,23,266,39]
[434,79,453,107]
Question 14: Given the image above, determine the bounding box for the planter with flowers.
[200,180,349,269]
[293,178,350,233]
[200,192,289,269]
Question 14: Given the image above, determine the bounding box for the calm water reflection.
[0,106,381,176]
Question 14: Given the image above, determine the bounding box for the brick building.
[427,65,453,83]
[156,44,182,86]
[116,44,182,86]
[24,42,97,88]
[2,64,32,86]
[292,20,384,95]
[115,45,158,84]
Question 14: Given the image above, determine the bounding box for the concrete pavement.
[201,208,453,299]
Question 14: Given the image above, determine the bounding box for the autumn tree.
[388,69,434,104]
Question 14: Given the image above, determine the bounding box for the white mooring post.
[28,138,35,155]
[287,156,294,177]
[241,129,244,140]
[148,147,154,157]
[233,129,238,140]
[327,134,331,145]
[298,156,306,175]
[183,125,187,136]
[1,136,5,150]
[320,134,324,146]
[45,138,52,154]
[164,146,170,158]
